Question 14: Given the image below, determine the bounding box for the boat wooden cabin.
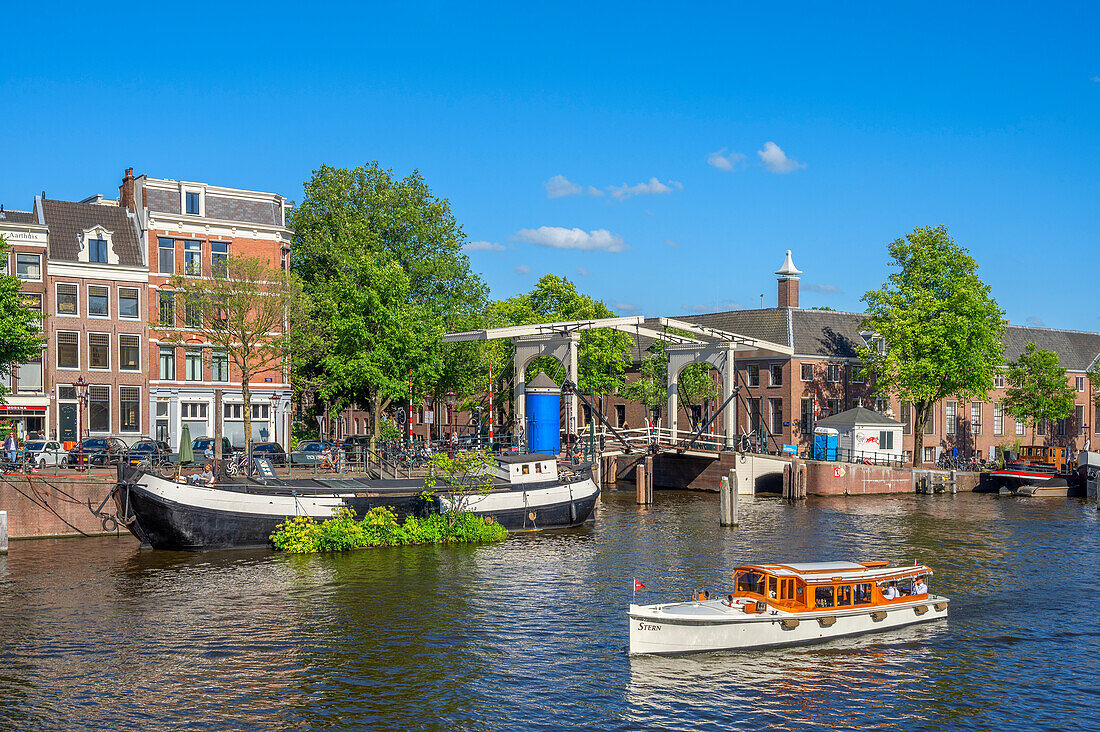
[1013,445,1071,473]
[732,560,932,613]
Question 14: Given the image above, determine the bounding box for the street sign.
[395,408,406,425]
[425,410,434,425]
[781,444,798,454]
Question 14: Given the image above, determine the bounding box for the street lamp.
[269,393,279,447]
[445,390,456,449]
[74,376,88,472]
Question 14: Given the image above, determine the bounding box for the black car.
[65,437,129,468]
[340,434,372,457]
[250,442,287,466]
[126,439,175,467]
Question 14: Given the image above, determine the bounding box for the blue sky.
[3,2,1099,329]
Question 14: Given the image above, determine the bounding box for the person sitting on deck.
[913,577,928,596]
[883,581,900,600]
[189,462,215,486]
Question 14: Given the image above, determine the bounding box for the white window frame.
[118,287,140,320]
[994,373,1005,389]
[118,335,141,372]
[56,282,79,318]
[769,364,783,387]
[14,252,42,281]
[88,284,110,319]
[1076,376,1085,392]
[88,385,111,434]
[183,188,205,216]
[946,401,957,436]
[119,386,141,433]
[57,330,80,370]
[993,402,1004,436]
[88,332,111,371]
[800,362,813,381]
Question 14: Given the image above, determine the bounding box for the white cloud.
[757,141,806,174]
[586,186,604,197]
[575,266,592,276]
[512,226,627,253]
[463,240,506,252]
[608,177,683,201]
[707,148,747,171]
[664,239,679,247]
[614,303,641,314]
[1092,76,1100,83]
[1026,315,1044,327]
[804,283,840,294]
[514,264,531,275]
[545,175,583,198]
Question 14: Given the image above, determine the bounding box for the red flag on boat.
[634,579,646,591]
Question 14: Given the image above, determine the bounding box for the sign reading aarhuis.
[0,230,47,244]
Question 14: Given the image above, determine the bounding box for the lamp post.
[445,390,456,455]
[74,376,88,472]
[269,393,279,448]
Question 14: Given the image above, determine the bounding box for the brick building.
[0,205,49,436]
[602,253,1100,464]
[128,171,294,449]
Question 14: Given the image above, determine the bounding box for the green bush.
[270,506,508,553]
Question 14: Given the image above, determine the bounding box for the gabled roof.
[790,309,866,358]
[1001,325,1100,371]
[816,406,902,428]
[40,198,144,267]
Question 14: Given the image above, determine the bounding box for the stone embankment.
[0,472,119,539]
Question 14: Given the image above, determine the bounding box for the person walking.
[4,432,17,465]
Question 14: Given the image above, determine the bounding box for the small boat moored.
[629,560,947,656]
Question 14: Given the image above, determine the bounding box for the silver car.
[23,440,64,469]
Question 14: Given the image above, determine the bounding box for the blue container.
[813,428,838,461]
[525,377,561,455]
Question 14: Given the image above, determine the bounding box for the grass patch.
[270,506,508,553]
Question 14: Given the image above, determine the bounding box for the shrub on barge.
[270,506,507,553]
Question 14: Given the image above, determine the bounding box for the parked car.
[250,441,287,466]
[65,437,129,468]
[126,439,175,468]
[191,436,237,459]
[22,440,64,469]
[340,435,372,457]
[290,440,338,466]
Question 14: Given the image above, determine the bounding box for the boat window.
[779,578,796,601]
[898,578,913,597]
[814,586,835,608]
[837,585,853,606]
[736,572,765,595]
[535,463,542,473]
[853,583,872,605]
[768,576,778,598]
[522,465,530,474]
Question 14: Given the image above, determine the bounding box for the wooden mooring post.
[783,458,808,500]
[720,469,739,526]
[0,510,7,554]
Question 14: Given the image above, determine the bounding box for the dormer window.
[186,192,200,215]
[89,238,108,263]
[77,226,118,265]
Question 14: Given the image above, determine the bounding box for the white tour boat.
[629,560,948,655]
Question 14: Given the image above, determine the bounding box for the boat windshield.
[735,571,766,595]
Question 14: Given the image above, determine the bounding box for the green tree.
[490,274,633,395]
[0,236,44,396]
[424,449,497,526]
[161,255,307,456]
[1003,342,1076,444]
[857,225,1004,466]
[622,341,717,427]
[290,163,490,433]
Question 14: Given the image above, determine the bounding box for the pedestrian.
[4,432,17,464]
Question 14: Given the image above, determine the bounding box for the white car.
[23,440,64,469]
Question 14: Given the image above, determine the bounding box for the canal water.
[0,491,1097,731]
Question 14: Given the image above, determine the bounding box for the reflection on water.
[0,492,1097,730]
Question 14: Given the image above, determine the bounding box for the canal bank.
[0,472,119,539]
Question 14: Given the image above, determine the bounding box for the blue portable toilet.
[525,372,561,455]
[813,426,839,461]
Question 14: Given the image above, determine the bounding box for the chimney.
[119,167,136,213]
[775,249,802,308]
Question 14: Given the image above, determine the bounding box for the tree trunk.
[242,377,252,470]
[370,391,382,453]
[912,400,929,468]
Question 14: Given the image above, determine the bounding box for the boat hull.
[628,597,949,655]
[115,469,599,551]
[987,469,1078,497]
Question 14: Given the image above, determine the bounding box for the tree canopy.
[290,163,490,438]
[489,274,633,395]
[1003,342,1076,443]
[621,341,718,427]
[0,236,44,397]
[857,225,1005,466]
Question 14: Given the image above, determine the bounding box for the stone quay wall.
[0,473,119,539]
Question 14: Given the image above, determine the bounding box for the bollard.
[636,464,647,505]
[949,469,958,494]
[719,476,732,525]
[644,455,655,504]
[782,463,792,500]
[0,510,7,554]
[730,469,739,525]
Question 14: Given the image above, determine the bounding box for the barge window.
[898,578,913,596]
[778,578,796,601]
[768,576,777,598]
[837,585,853,606]
[814,586,835,608]
[736,572,765,595]
[522,465,530,475]
[854,583,872,605]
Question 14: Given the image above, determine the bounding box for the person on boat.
[189,463,215,486]
[883,581,900,600]
[913,576,928,595]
